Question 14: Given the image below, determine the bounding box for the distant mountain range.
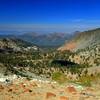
[19,32,73,47]
[58,28,100,51]
[1,28,100,51]
[0,32,73,48]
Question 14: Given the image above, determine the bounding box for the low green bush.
[52,72,67,84]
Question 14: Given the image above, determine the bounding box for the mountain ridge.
[19,32,73,47]
[0,32,73,48]
[58,28,100,51]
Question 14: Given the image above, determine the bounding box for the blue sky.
[0,0,100,33]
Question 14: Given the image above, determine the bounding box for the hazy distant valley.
[0,32,73,48]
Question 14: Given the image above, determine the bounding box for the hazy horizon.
[0,0,100,34]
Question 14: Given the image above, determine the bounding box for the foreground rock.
[0,77,100,100]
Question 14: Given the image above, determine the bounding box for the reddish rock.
[20,83,26,88]
[60,96,69,100]
[23,88,30,93]
[46,92,56,99]
[66,86,77,93]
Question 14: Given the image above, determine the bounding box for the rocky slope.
[58,28,100,74]
[0,38,38,53]
[58,28,100,51]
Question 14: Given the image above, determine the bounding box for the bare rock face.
[58,42,76,51]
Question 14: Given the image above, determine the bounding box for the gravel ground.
[0,77,100,100]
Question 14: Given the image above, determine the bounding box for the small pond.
[51,59,79,67]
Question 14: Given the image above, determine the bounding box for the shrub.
[77,75,93,86]
[52,72,67,84]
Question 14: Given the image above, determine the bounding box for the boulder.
[60,96,69,100]
[46,92,56,99]
[66,86,77,93]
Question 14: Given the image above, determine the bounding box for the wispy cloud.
[70,19,100,23]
